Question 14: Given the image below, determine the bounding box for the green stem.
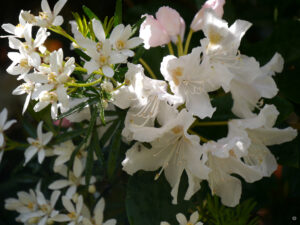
[177,35,184,56]
[139,58,157,79]
[188,129,209,143]
[48,26,78,45]
[184,29,194,55]
[66,77,103,87]
[113,82,126,91]
[167,42,175,55]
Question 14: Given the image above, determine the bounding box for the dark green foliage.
[202,195,259,225]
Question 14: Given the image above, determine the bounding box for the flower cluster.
[119,2,297,207]
[0,0,298,224]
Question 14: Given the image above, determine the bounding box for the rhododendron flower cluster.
[0,0,297,224]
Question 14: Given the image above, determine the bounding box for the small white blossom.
[161,211,203,225]
[109,24,143,57]
[53,195,84,224]
[82,198,117,225]
[8,24,49,68]
[49,165,96,199]
[22,0,67,27]
[1,10,27,38]
[0,108,16,163]
[24,121,53,165]
[12,76,35,114]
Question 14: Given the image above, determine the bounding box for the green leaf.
[107,122,122,179]
[126,171,193,225]
[82,5,100,21]
[57,97,98,120]
[132,46,146,64]
[92,130,104,164]
[72,12,84,34]
[100,119,119,147]
[52,128,88,145]
[114,0,122,26]
[74,49,91,61]
[84,106,98,185]
[97,91,106,125]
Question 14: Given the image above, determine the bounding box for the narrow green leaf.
[132,46,145,64]
[82,5,100,21]
[57,97,98,120]
[97,91,106,125]
[74,49,91,61]
[114,0,122,26]
[100,119,119,147]
[85,142,94,185]
[52,128,88,145]
[72,12,84,34]
[91,129,104,164]
[107,123,122,179]
[106,17,115,35]
[84,106,98,185]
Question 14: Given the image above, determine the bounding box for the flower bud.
[156,6,182,37]
[139,15,170,49]
[88,184,96,194]
[190,0,225,31]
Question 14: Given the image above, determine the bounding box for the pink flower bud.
[156,6,182,37]
[139,15,170,49]
[190,0,225,31]
[171,17,186,44]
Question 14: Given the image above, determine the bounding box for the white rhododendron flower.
[200,9,282,117]
[82,198,117,225]
[122,109,210,204]
[24,121,53,165]
[190,0,225,31]
[113,63,181,141]
[161,211,203,225]
[161,47,217,119]
[229,104,297,177]
[22,0,67,27]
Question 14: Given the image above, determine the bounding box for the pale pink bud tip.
[190,0,225,31]
[156,6,182,37]
[139,15,170,49]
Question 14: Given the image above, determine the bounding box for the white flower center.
[171,67,183,86]
[40,91,58,103]
[116,40,125,50]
